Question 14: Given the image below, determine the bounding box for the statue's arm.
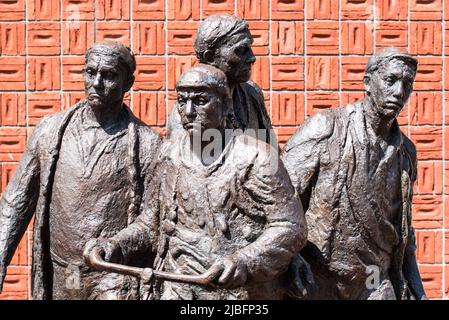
[281,111,334,209]
[235,152,307,283]
[402,142,427,299]
[0,119,45,291]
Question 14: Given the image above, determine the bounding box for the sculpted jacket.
[0,101,162,299]
[112,132,306,299]
[282,102,418,300]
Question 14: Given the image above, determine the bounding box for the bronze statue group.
[0,14,427,300]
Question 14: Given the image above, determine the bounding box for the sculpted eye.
[85,68,96,77]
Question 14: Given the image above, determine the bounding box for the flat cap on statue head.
[85,41,136,76]
[194,14,249,62]
[365,47,418,77]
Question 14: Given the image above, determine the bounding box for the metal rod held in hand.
[84,246,221,286]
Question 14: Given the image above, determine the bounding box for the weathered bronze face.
[365,58,415,119]
[176,65,229,136]
[83,46,132,110]
[212,30,256,84]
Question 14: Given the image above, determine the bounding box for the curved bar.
[84,246,222,287]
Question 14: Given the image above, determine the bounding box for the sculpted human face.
[177,75,225,136]
[84,52,128,109]
[213,30,256,84]
[365,59,415,119]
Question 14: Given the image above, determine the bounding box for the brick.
[132,22,164,55]
[445,168,449,195]
[132,92,166,126]
[62,21,95,55]
[375,0,407,20]
[202,0,234,17]
[28,92,61,126]
[0,128,26,162]
[271,92,304,126]
[0,93,26,126]
[415,58,442,91]
[168,0,200,20]
[446,0,449,20]
[132,0,165,20]
[418,264,442,299]
[28,57,60,91]
[446,266,449,298]
[0,23,25,55]
[275,127,298,146]
[247,22,269,55]
[168,57,197,90]
[445,127,449,160]
[446,92,449,124]
[27,22,60,55]
[62,92,85,110]
[236,0,269,20]
[446,232,449,263]
[0,57,25,91]
[0,0,24,21]
[409,126,442,160]
[410,22,442,55]
[62,0,95,20]
[167,91,177,114]
[0,266,28,300]
[134,57,165,90]
[62,57,84,91]
[306,57,339,90]
[444,22,449,55]
[306,0,337,20]
[272,0,304,19]
[10,233,27,266]
[271,22,303,55]
[413,196,443,229]
[341,57,367,90]
[375,22,407,50]
[272,57,303,90]
[416,161,443,195]
[340,91,364,106]
[96,22,130,47]
[97,0,129,20]
[307,22,338,55]
[167,22,198,55]
[341,0,372,20]
[0,163,16,193]
[415,231,442,264]
[409,92,442,126]
[28,0,60,20]
[251,56,270,90]
[410,0,442,20]
[341,22,373,55]
[306,92,339,116]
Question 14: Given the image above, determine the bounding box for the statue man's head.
[194,14,256,85]
[176,64,232,136]
[84,41,136,109]
[364,48,418,119]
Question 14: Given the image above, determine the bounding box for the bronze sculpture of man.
[282,48,426,300]
[85,64,306,299]
[0,41,162,299]
[167,14,275,145]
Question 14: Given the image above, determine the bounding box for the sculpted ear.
[203,50,215,64]
[124,75,135,92]
[364,75,371,95]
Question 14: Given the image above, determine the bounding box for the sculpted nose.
[185,100,196,118]
[93,73,103,89]
[393,81,405,99]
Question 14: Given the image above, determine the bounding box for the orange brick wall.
[0,0,447,299]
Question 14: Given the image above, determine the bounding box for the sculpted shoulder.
[234,133,279,168]
[284,109,337,152]
[240,80,264,104]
